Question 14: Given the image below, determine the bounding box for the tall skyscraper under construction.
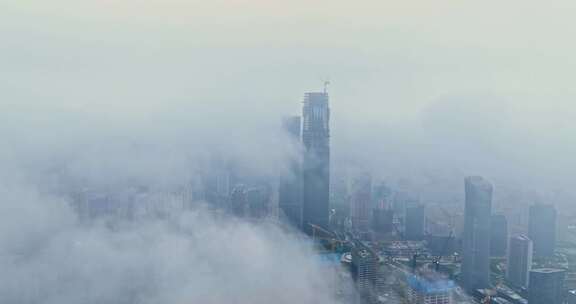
[351,243,383,304]
[302,91,330,234]
[461,176,493,291]
[279,116,303,229]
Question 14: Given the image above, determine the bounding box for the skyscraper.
[351,173,372,232]
[372,209,394,234]
[507,235,533,288]
[528,204,557,258]
[302,91,330,234]
[461,176,493,291]
[405,203,426,240]
[351,244,382,304]
[490,214,508,257]
[529,268,565,304]
[279,116,303,229]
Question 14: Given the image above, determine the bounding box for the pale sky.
[1,0,575,201]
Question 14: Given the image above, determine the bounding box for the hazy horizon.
[1,1,575,303]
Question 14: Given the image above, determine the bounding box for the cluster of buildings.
[65,86,574,304]
[277,88,571,304]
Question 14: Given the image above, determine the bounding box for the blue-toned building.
[407,274,455,304]
[302,92,330,235]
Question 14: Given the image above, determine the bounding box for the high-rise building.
[506,235,533,288]
[405,203,426,240]
[426,235,457,257]
[372,209,394,234]
[351,244,382,304]
[529,268,565,304]
[528,204,557,258]
[302,91,330,234]
[351,173,372,232]
[491,214,508,257]
[279,116,303,229]
[461,176,493,291]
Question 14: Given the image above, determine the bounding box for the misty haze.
[2,1,576,304]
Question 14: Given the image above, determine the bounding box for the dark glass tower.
[302,92,330,234]
[490,214,508,257]
[462,176,493,291]
[405,203,426,240]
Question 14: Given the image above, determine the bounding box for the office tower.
[407,273,455,304]
[528,204,557,258]
[279,116,303,229]
[506,235,533,288]
[461,176,493,291]
[302,91,330,234]
[351,245,382,304]
[491,214,508,257]
[405,203,426,240]
[372,209,394,234]
[351,173,372,232]
[529,268,565,304]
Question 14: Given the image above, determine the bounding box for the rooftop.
[465,176,493,190]
[530,268,565,274]
[407,274,455,295]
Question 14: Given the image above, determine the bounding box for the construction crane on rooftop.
[323,80,330,94]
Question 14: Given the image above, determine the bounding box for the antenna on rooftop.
[323,79,330,94]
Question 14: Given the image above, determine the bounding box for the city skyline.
[2,1,576,303]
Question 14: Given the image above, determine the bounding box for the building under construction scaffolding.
[406,272,455,304]
[351,242,384,304]
[302,91,330,235]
